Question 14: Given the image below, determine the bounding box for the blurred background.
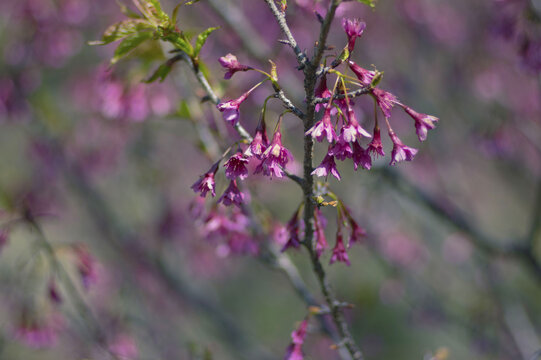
[0,0,540,359]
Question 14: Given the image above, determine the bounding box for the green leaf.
[194,27,219,57]
[145,59,175,83]
[89,19,152,45]
[172,2,182,24]
[173,36,194,56]
[184,0,201,5]
[116,0,143,18]
[176,100,191,118]
[133,0,168,23]
[355,0,377,8]
[111,31,154,64]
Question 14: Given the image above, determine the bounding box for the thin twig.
[313,86,372,104]
[275,89,305,119]
[262,0,309,69]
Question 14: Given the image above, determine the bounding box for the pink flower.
[74,245,97,289]
[191,162,219,198]
[352,141,372,170]
[284,318,308,360]
[328,137,353,161]
[14,314,63,349]
[48,280,62,304]
[0,229,9,254]
[342,18,366,52]
[330,229,350,265]
[367,126,385,158]
[314,209,327,257]
[224,152,249,180]
[255,125,293,178]
[341,105,371,142]
[371,88,398,119]
[389,130,418,165]
[109,334,138,360]
[284,344,304,360]
[245,118,269,159]
[348,61,376,86]
[218,180,245,207]
[305,107,337,143]
[314,76,334,113]
[217,91,250,126]
[281,210,302,252]
[312,153,341,180]
[348,217,366,246]
[218,53,251,79]
[402,106,439,142]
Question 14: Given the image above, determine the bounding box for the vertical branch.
[262,0,366,358]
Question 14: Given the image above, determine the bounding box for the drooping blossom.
[312,153,341,180]
[224,152,249,180]
[305,107,337,143]
[218,53,251,79]
[109,334,138,360]
[74,245,98,289]
[314,209,328,257]
[218,180,245,207]
[281,210,302,252]
[217,90,251,126]
[226,232,259,256]
[348,216,366,246]
[203,207,250,239]
[371,88,398,119]
[284,318,308,360]
[191,162,219,198]
[48,280,62,304]
[255,124,293,178]
[0,229,9,254]
[341,104,371,142]
[352,141,372,170]
[330,228,350,265]
[367,125,385,158]
[328,136,353,161]
[348,61,376,86]
[14,314,63,349]
[314,76,334,113]
[245,118,269,159]
[342,18,366,52]
[402,105,439,142]
[388,130,418,165]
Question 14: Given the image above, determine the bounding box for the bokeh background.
[0,0,540,359]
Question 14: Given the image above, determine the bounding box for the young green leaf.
[144,57,179,83]
[133,0,168,24]
[89,19,152,45]
[172,1,183,24]
[115,0,143,19]
[355,0,377,8]
[194,27,219,57]
[111,32,154,64]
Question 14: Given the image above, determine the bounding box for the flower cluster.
[196,204,259,256]
[306,19,439,179]
[193,55,296,208]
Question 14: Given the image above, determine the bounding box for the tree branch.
[379,167,541,284]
